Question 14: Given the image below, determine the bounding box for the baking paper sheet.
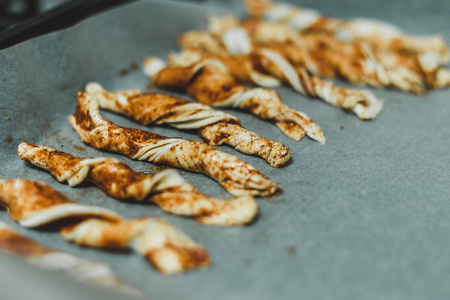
[0,0,449,299]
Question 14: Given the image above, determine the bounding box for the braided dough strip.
[0,221,143,297]
[84,82,290,168]
[144,56,325,143]
[17,142,257,226]
[244,0,450,63]
[0,179,210,274]
[69,92,277,197]
[209,17,450,93]
[175,32,383,119]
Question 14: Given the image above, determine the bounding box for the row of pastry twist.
[242,0,450,93]
[5,71,306,281]
[1,81,293,284]
[2,0,448,296]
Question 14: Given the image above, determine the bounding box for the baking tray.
[0,0,449,299]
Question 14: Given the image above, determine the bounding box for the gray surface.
[0,0,449,299]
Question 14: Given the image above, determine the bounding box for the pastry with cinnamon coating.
[84,82,290,167]
[175,31,383,119]
[18,142,258,226]
[144,56,325,143]
[69,92,278,197]
[210,15,449,93]
[244,0,450,64]
[0,179,210,274]
[0,221,143,297]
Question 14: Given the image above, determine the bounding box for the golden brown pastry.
[18,142,258,226]
[0,179,210,274]
[144,56,325,143]
[208,16,450,93]
[0,221,143,297]
[206,17,450,93]
[175,31,383,119]
[69,92,278,197]
[84,82,291,167]
[245,0,450,63]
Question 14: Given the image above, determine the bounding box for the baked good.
[144,56,325,142]
[18,142,258,226]
[69,92,278,197]
[176,31,383,119]
[244,0,450,64]
[0,179,210,274]
[207,16,450,93]
[85,82,291,167]
[0,221,142,296]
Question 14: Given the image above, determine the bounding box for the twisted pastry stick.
[210,16,449,93]
[245,0,450,63]
[0,179,210,274]
[144,56,325,143]
[69,92,277,197]
[84,82,290,167]
[369,48,450,90]
[0,221,143,297]
[176,32,383,119]
[17,142,258,226]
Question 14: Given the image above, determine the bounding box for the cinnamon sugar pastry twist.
[17,142,257,226]
[176,32,383,119]
[0,221,143,297]
[69,92,277,197]
[144,56,325,143]
[0,179,210,274]
[84,82,290,167]
[245,0,450,63]
[208,16,450,93]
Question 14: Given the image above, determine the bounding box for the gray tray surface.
[0,1,449,299]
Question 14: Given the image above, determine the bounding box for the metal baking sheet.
[1,0,449,299]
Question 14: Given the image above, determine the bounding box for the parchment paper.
[0,1,449,299]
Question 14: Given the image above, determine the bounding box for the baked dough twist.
[0,179,210,274]
[0,221,143,297]
[176,31,383,119]
[245,0,450,64]
[144,56,325,143]
[18,142,258,226]
[69,92,277,197]
[84,82,291,167]
[207,16,450,93]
